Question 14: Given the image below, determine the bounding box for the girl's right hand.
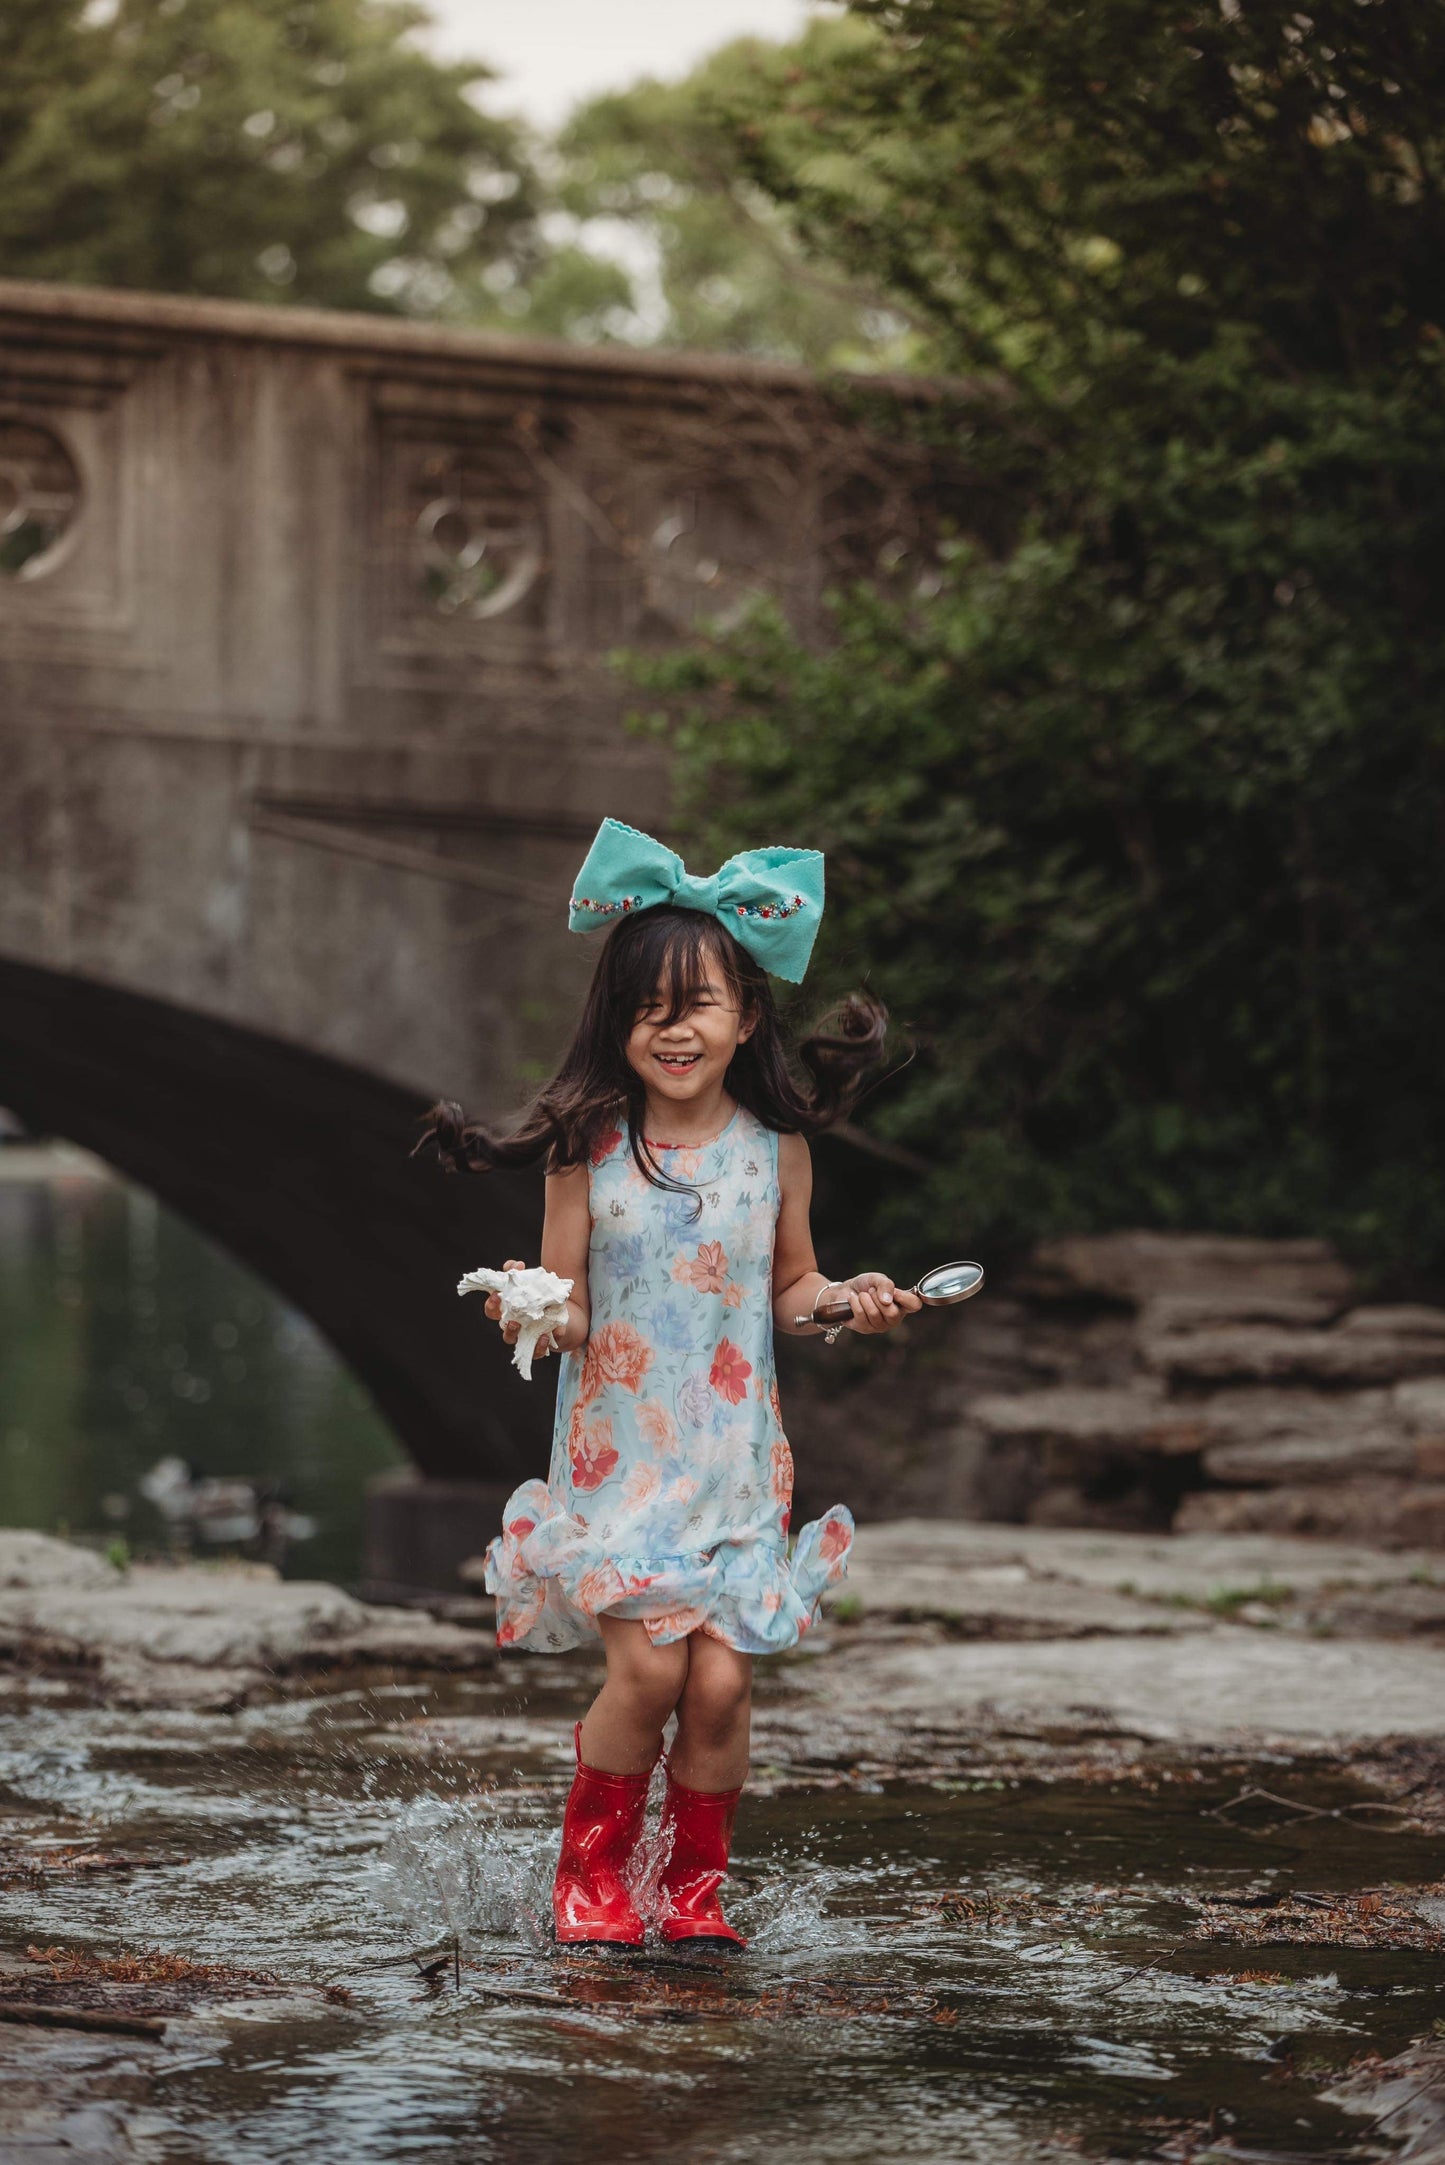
[485,1259,527,1344]
[838,1270,922,1334]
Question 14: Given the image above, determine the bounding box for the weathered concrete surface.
[0,1531,489,1707]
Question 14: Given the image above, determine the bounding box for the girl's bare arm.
[771,1132,920,1336]
[484,1161,592,1357]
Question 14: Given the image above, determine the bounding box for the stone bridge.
[0,278,940,1570]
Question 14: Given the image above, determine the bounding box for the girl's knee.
[611,1633,688,1721]
[680,1651,751,1735]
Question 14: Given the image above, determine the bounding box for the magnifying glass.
[794,1260,985,1342]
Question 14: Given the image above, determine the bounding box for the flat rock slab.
[1178,1480,1445,1546]
[1328,2039,1445,2161]
[968,1386,1214,1459]
[1146,1321,1445,1388]
[0,1531,118,1591]
[1016,1231,1355,1308]
[819,1629,1445,1745]
[1202,1432,1421,1484]
[840,1517,1443,1607]
[836,1553,1209,1638]
[0,1538,489,1705]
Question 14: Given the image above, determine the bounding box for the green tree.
[0,0,540,315]
[632,0,1445,1278]
[519,20,924,367]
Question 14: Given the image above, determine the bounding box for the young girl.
[424,818,919,1951]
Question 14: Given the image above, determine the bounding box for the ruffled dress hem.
[483,1478,854,1657]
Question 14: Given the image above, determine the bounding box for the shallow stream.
[2,1648,1440,2164]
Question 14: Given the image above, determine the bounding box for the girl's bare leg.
[580,1615,688,1775]
[670,1633,752,1791]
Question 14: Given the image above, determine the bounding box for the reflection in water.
[0,1158,402,1582]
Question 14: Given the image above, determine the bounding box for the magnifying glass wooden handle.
[797,1297,853,1327]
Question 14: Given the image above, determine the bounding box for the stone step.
[969,1384,1210,1460]
[1014,1231,1356,1310]
[1144,1322,1445,1389]
[1202,1432,1422,1486]
[970,1382,1430,1478]
[1176,1479,1445,1546]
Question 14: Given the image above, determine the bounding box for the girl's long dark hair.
[418,906,887,1193]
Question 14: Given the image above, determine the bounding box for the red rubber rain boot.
[655,1768,747,1949]
[552,1724,653,1948]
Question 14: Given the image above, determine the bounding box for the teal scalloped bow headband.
[568,818,824,983]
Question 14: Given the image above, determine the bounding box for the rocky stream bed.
[2,1522,1444,2161]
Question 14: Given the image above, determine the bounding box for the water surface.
[2,1649,1438,2164]
[0,1160,402,1581]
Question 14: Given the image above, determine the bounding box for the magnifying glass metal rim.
[915,1260,986,1305]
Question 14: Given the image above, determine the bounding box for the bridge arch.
[0,956,547,1484]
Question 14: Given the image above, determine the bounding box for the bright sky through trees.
[420,0,824,126]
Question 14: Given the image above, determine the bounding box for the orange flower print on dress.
[722,1281,745,1309]
[621,1463,661,1512]
[645,1605,708,1642]
[573,1560,622,1612]
[677,1240,728,1294]
[817,1513,850,1564]
[768,1438,793,1508]
[635,1399,678,1454]
[569,1416,619,1492]
[579,1319,654,1403]
[709,1337,752,1405]
[496,1606,538,1648]
[590,1125,623,1167]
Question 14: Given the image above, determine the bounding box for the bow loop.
[568,819,824,981]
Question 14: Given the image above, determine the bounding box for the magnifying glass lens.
[917,1262,985,1305]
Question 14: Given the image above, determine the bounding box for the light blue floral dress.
[483,1106,854,1655]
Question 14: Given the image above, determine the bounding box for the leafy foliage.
[0,0,539,315]
[528,21,920,367]
[631,0,1445,1277]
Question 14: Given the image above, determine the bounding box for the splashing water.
[365,1765,858,1961]
[369,1795,557,1949]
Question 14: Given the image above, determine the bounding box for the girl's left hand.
[840,1271,922,1335]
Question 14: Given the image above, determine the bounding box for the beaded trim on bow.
[571,893,643,917]
[734,894,806,922]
